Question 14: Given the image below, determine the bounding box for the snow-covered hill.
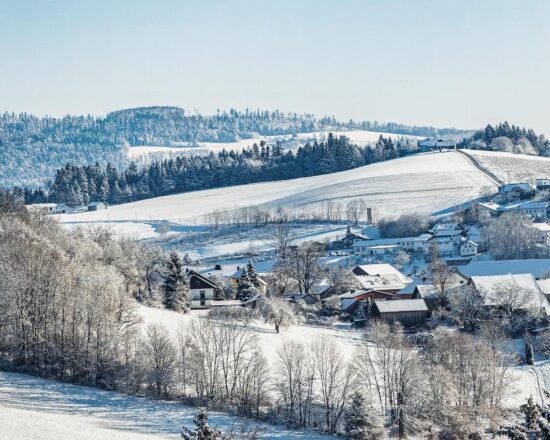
[57,151,497,235]
[463,149,550,183]
[0,370,330,440]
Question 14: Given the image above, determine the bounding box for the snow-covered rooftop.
[459,259,550,279]
[470,273,550,312]
[374,299,428,313]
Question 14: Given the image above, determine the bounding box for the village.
[170,173,550,331]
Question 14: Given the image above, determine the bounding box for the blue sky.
[1,0,549,133]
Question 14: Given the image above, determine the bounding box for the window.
[200,290,205,300]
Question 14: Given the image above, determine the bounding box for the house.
[426,235,460,256]
[498,182,535,200]
[459,240,478,257]
[418,138,456,151]
[429,223,465,238]
[88,201,107,211]
[339,289,397,314]
[536,279,550,301]
[468,273,550,316]
[331,225,370,250]
[412,234,433,253]
[536,178,550,191]
[54,203,76,214]
[459,259,550,280]
[373,299,429,326]
[352,238,402,256]
[351,264,412,292]
[187,270,218,309]
[532,223,550,244]
[26,203,58,214]
[477,202,502,219]
[502,201,549,219]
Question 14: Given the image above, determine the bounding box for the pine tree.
[523,395,541,430]
[237,267,257,302]
[247,261,260,288]
[163,250,191,312]
[526,342,535,365]
[181,410,232,440]
[344,391,383,440]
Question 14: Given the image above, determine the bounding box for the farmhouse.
[26,203,58,214]
[187,270,218,309]
[331,225,370,249]
[352,264,412,292]
[532,223,550,244]
[459,259,550,280]
[459,240,478,257]
[498,182,535,200]
[468,273,550,315]
[537,178,550,191]
[502,201,549,219]
[373,299,429,326]
[88,201,107,211]
[429,223,465,238]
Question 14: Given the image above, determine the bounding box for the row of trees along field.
[0,189,527,438]
[21,134,412,206]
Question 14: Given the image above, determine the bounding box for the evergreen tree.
[181,410,232,440]
[163,250,191,312]
[344,391,383,440]
[526,342,535,365]
[246,261,261,288]
[523,396,541,430]
[237,267,256,302]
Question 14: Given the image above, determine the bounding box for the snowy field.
[125,130,421,160]
[57,151,497,239]
[137,305,364,364]
[137,305,539,409]
[0,371,330,440]
[464,149,550,182]
[153,223,351,260]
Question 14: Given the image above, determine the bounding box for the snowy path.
[0,371,330,440]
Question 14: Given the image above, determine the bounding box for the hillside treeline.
[0,106,466,188]
[465,121,550,155]
[23,134,410,206]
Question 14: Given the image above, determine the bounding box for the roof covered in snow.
[459,259,550,279]
[374,299,428,313]
[470,273,550,313]
[354,264,411,284]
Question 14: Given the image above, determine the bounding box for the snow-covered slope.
[0,371,329,440]
[57,151,496,230]
[464,149,550,183]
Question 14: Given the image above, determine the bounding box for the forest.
[0,106,467,188]
[22,134,410,206]
[464,121,550,156]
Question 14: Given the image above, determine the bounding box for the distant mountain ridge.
[0,106,470,188]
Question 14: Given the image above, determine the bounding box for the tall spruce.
[237,267,256,302]
[163,250,191,312]
[344,391,383,440]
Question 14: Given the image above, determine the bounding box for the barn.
[373,299,429,327]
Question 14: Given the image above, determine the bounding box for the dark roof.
[187,270,219,288]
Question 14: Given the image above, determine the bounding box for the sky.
[1,0,549,133]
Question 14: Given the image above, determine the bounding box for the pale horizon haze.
[1,0,549,133]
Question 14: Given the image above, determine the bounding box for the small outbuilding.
[88,201,107,211]
[373,299,429,327]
